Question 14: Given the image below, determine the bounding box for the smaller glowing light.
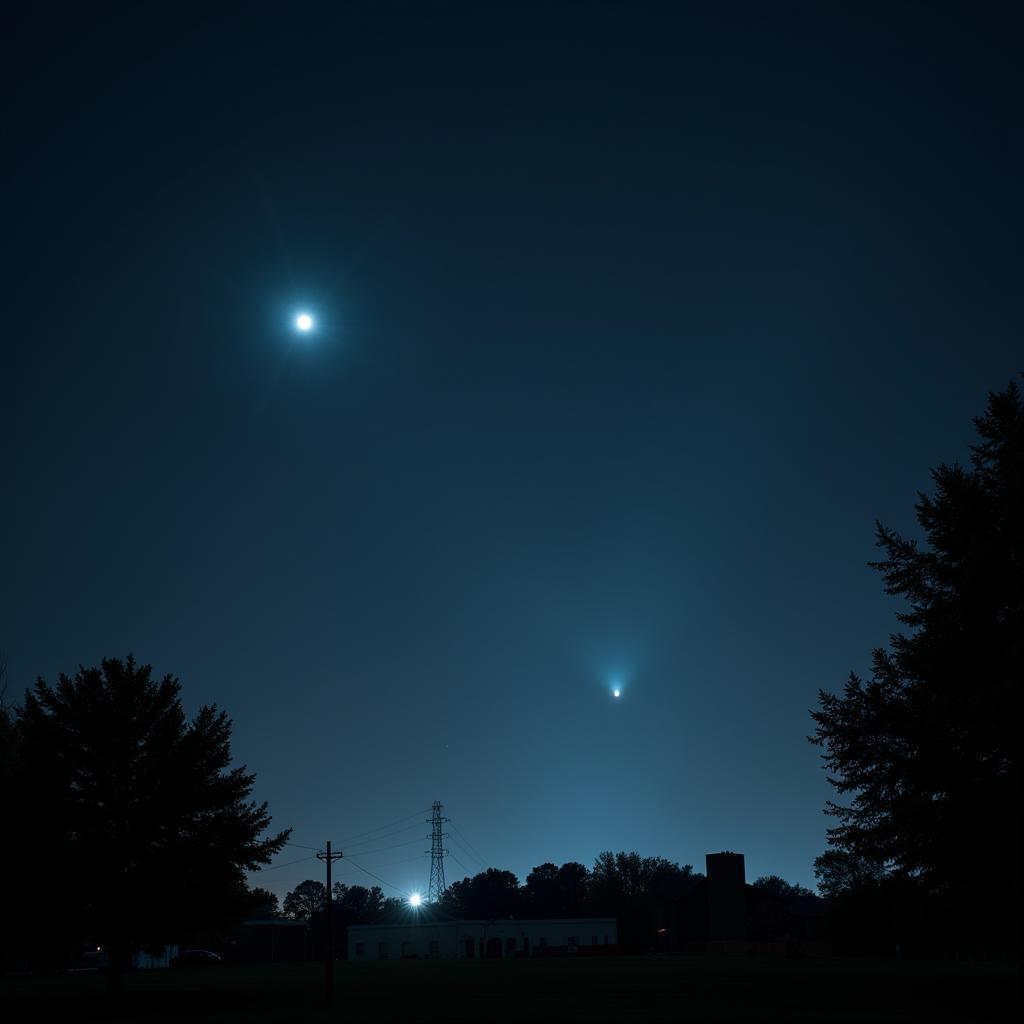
[295,312,314,332]
[612,689,621,698]
[409,892,423,907]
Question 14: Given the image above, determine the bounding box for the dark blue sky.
[5,2,1021,901]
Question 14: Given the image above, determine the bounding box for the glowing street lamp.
[295,312,314,333]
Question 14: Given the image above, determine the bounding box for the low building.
[348,918,617,960]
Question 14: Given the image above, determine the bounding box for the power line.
[447,850,474,878]
[448,820,489,868]
[343,835,426,857]
[256,855,317,873]
[335,809,432,847]
[449,829,491,873]
[345,858,409,896]
[340,822,425,851]
[335,852,429,872]
[365,853,431,869]
[448,831,488,871]
[270,809,432,857]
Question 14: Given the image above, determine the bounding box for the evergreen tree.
[810,381,1022,943]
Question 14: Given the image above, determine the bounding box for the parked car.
[171,949,223,966]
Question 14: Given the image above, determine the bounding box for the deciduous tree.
[283,879,327,921]
[751,875,813,901]
[524,861,590,917]
[16,656,290,989]
[812,850,885,900]
[332,883,385,922]
[442,868,522,918]
[246,886,281,918]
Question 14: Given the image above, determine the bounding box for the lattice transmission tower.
[427,800,449,903]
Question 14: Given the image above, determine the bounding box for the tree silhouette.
[332,883,385,922]
[246,886,281,918]
[15,656,289,990]
[812,850,885,900]
[587,851,701,951]
[524,863,559,915]
[0,653,13,792]
[810,380,1022,945]
[751,875,813,901]
[589,851,698,913]
[442,868,522,918]
[523,861,589,917]
[0,655,33,973]
[283,880,327,921]
[555,861,589,916]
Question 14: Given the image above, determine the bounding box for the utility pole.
[316,841,344,1006]
[427,801,449,903]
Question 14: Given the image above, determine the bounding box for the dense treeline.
[277,855,819,955]
[281,853,703,924]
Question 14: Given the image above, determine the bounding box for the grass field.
[1,956,1016,1023]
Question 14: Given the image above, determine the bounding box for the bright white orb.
[295,312,314,332]
[612,689,621,699]
[409,892,423,907]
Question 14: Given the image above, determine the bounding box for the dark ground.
[1,956,1016,1023]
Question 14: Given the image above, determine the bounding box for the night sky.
[5,2,1021,903]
